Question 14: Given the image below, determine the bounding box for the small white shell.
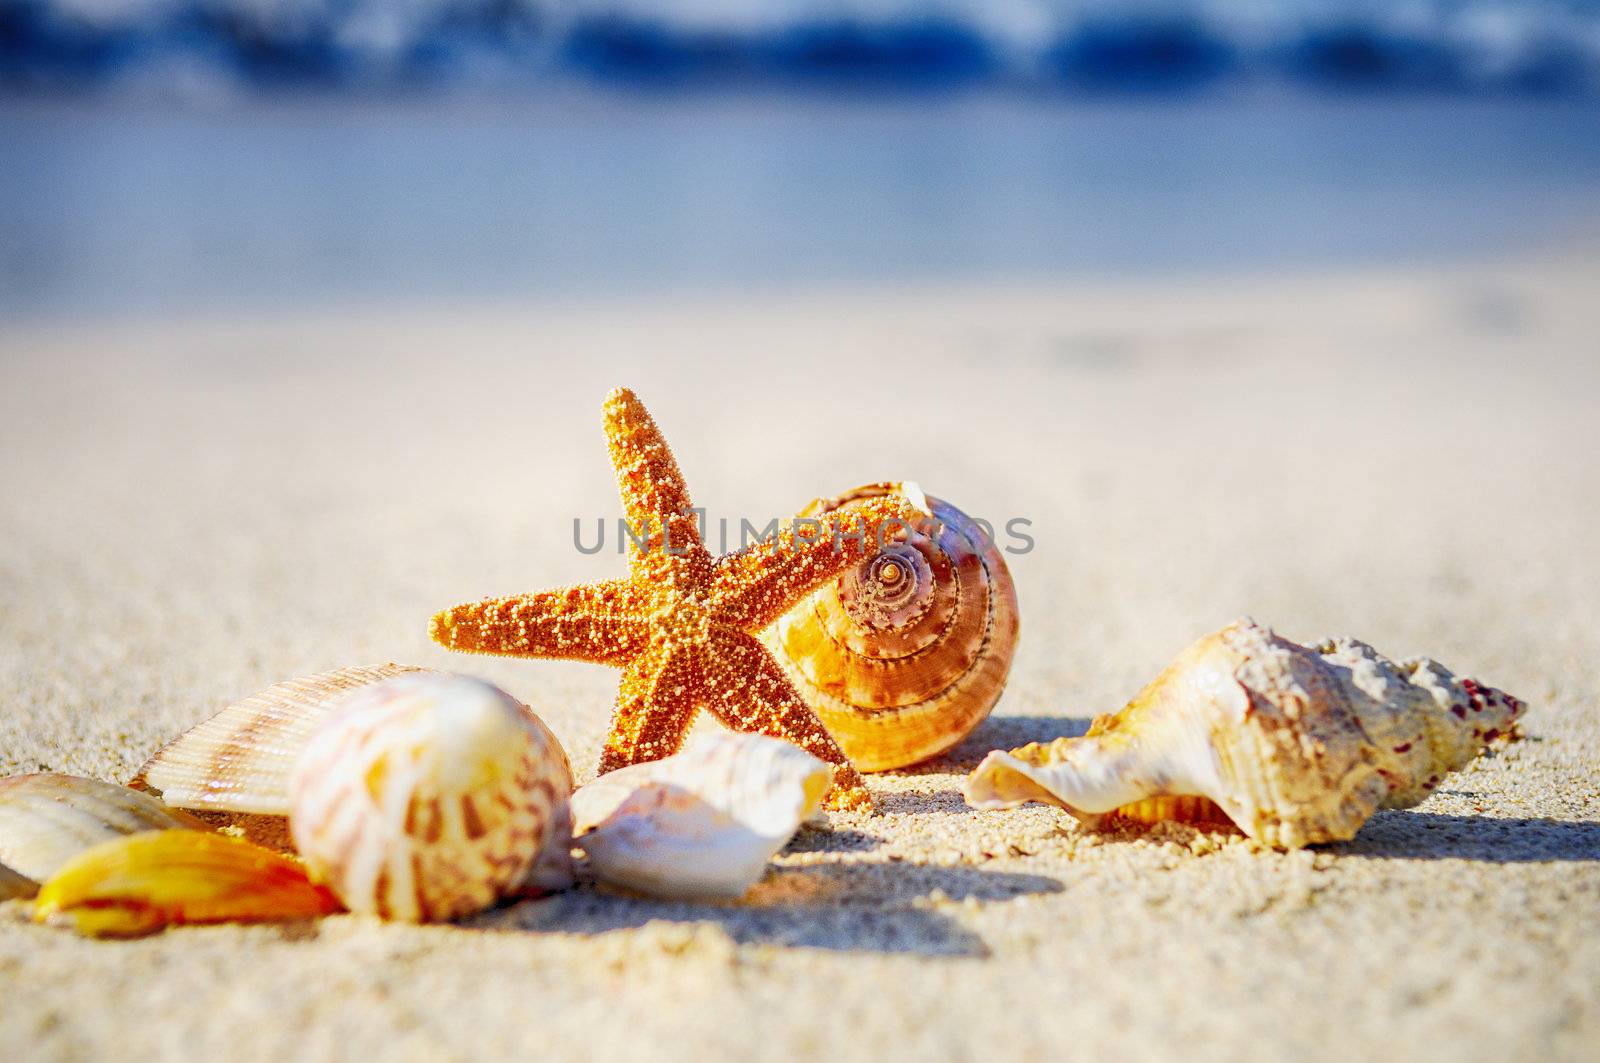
[133,663,423,814]
[289,673,574,922]
[0,774,206,884]
[572,733,830,900]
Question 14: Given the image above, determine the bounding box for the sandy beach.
[1,249,1597,1060]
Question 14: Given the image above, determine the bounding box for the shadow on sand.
[1332,810,1600,863]
[486,859,1063,959]
[908,714,1096,775]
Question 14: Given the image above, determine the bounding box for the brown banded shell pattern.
[288,673,573,923]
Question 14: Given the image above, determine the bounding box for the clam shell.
[0,774,207,883]
[132,663,424,814]
[33,830,340,938]
[573,732,830,900]
[761,482,1020,771]
[965,618,1526,848]
[289,672,574,922]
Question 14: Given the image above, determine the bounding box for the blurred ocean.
[4,92,1599,320]
[2,2,1600,320]
[5,0,1600,95]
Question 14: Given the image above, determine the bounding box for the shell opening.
[1103,795,1241,832]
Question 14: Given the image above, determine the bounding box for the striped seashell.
[965,618,1527,848]
[0,774,206,884]
[571,732,829,900]
[761,482,1020,771]
[132,663,423,815]
[289,673,573,922]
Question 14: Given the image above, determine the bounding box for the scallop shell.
[132,663,423,814]
[0,774,206,883]
[964,618,1526,848]
[761,482,1020,771]
[571,732,830,900]
[33,830,340,938]
[289,672,574,922]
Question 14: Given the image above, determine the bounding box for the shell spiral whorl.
[761,482,1020,772]
[1310,635,1525,808]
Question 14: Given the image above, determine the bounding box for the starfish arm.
[597,646,704,773]
[429,580,651,665]
[704,629,872,811]
[604,387,709,575]
[711,494,927,632]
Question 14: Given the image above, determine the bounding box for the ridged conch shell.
[290,672,574,921]
[965,618,1526,848]
[33,830,340,938]
[761,482,1020,771]
[0,774,206,884]
[571,732,830,900]
[132,663,423,814]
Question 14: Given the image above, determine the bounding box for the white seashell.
[572,732,830,900]
[133,663,424,814]
[0,774,206,883]
[289,672,574,922]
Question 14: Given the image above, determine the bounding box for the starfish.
[429,387,927,811]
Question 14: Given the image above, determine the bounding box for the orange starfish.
[429,387,927,810]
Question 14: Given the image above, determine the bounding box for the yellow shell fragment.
[33,830,340,938]
[965,618,1526,848]
[0,774,207,883]
[132,663,424,815]
[763,482,1020,771]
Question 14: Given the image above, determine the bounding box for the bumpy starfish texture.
[430,387,927,811]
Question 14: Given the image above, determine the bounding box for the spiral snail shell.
[760,482,1020,771]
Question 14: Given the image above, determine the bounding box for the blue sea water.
[1,90,1599,321]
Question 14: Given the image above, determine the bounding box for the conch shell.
[0,773,206,884]
[133,666,575,920]
[762,482,1020,771]
[290,672,573,922]
[965,618,1526,848]
[571,732,830,900]
[33,830,340,938]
